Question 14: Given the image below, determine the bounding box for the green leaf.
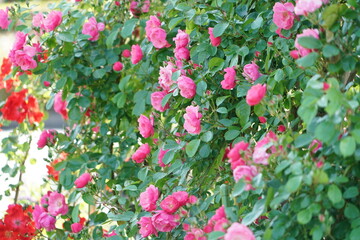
[297,37,322,49]
[72,205,80,223]
[57,32,75,42]
[168,17,185,30]
[343,186,359,199]
[83,193,96,205]
[196,81,207,96]
[186,139,201,157]
[296,52,319,68]
[162,150,175,165]
[340,136,356,157]
[232,180,246,197]
[94,212,108,225]
[137,167,148,181]
[251,16,263,29]
[350,227,360,240]
[344,204,360,219]
[242,199,265,225]
[294,134,313,148]
[201,131,213,143]
[239,46,249,57]
[121,19,138,38]
[274,69,284,82]
[161,93,172,107]
[93,69,107,79]
[225,130,240,141]
[208,231,225,240]
[107,211,134,221]
[315,121,337,144]
[209,57,225,72]
[285,176,302,193]
[323,44,340,58]
[69,106,82,121]
[106,29,120,48]
[213,22,229,37]
[297,209,312,224]
[327,184,342,204]
[236,100,250,127]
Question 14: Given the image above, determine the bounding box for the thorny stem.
[14,136,32,204]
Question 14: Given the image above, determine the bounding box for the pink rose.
[221,67,236,90]
[173,29,190,48]
[160,195,180,214]
[0,9,11,30]
[131,44,143,64]
[32,13,44,28]
[172,191,189,206]
[138,216,158,238]
[310,139,322,153]
[151,91,170,112]
[227,141,249,170]
[273,3,295,31]
[74,173,92,188]
[294,29,319,57]
[294,0,324,16]
[187,195,198,204]
[208,27,221,47]
[138,115,154,138]
[43,11,62,32]
[12,31,27,51]
[177,76,196,99]
[54,92,68,120]
[246,84,266,106]
[145,16,161,41]
[258,116,267,123]
[152,211,179,232]
[71,223,83,233]
[130,0,150,16]
[43,81,51,87]
[13,46,38,71]
[158,148,169,167]
[139,185,159,212]
[183,106,202,134]
[158,62,176,91]
[214,218,229,232]
[48,192,68,216]
[278,125,286,132]
[174,47,190,61]
[224,222,255,240]
[149,27,170,49]
[33,205,56,231]
[37,129,56,148]
[132,143,151,163]
[82,17,105,41]
[233,165,258,191]
[122,49,131,58]
[290,50,300,59]
[253,131,278,165]
[113,61,123,71]
[243,62,261,82]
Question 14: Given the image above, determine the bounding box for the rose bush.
[0,0,360,239]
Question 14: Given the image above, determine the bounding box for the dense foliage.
[0,0,360,239]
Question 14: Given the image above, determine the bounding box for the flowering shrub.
[0,0,360,239]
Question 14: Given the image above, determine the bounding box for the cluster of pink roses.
[129,0,150,17]
[227,131,280,190]
[173,29,191,61]
[82,17,105,41]
[0,8,11,29]
[138,185,197,237]
[37,129,57,149]
[203,206,229,233]
[145,16,170,49]
[33,191,68,231]
[32,11,62,33]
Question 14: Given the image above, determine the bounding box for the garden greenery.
[0,0,360,239]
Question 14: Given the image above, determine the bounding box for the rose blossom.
[13,46,38,71]
[43,11,62,32]
[37,129,56,148]
[71,223,83,233]
[152,210,179,232]
[177,76,196,99]
[273,3,295,31]
[221,67,236,90]
[309,139,322,153]
[253,131,278,165]
[0,9,11,29]
[130,0,150,16]
[54,91,68,120]
[47,192,68,216]
[174,47,190,60]
[233,165,258,191]
[132,143,151,163]
[122,49,131,58]
[113,61,123,71]
[82,17,105,41]
[33,205,56,231]
[131,44,143,64]
[173,29,190,48]
[227,141,249,170]
[160,195,180,214]
[243,62,261,82]
[246,84,266,106]
[172,191,189,206]
[145,16,161,41]
[151,91,170,112]
[138,216,158,238]
[139,185,159,212]
[183,106,202,134]
[149,27,170,49]
[259,116,267,123]
[294,0,324,16]
[224,222,255,240]
[74,173,92,188]
[294,29,319,57]
[158,62,176,91]
[32,13,44,28]
[138,115,154,138]
[208,27,221,47]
